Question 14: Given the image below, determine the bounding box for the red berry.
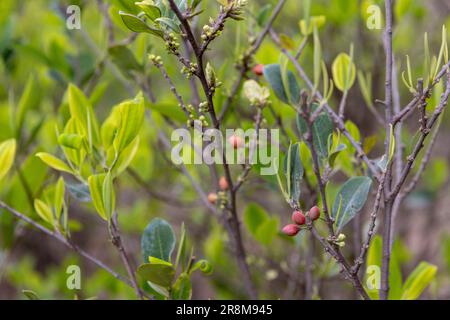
[291,210,306,225]
[309,206,321,221]
[282,224,301,236]
[228,135,244,149]
[219,176,229,191]
[252,64,264,76]
[207,193,218,204]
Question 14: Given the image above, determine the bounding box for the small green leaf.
[36,153,73,174]
[54,177,65,220]
[297,105,333,159]
[263,64,300,104]
[113,96,145,153]
[141,218,176,262]
[137,263,175,288]
[284,142,303,203]
[299,15,326,36]
[22,290,40,300]
[135,1,162,20]
[88,174,108,220]
[243,203,267,237]
[401,262,437,300]
[119,12,164,38]
[102,172,115,220]
[156,17,181,33]
[332,53,356,92]
[58,133,83,150]
[68,84,100,151]
[279,34,295,50]
[34,199,54,224]
[0,139,16,181]
[332,176,372,230]
[190,259,213,275]
[171,273,192,300]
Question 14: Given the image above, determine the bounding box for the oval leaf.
[0,139,16,181]
[141,218,176,262]
[332,176,372,230]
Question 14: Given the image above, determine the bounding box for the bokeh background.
[0,0,450,299]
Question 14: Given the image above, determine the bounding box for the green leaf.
[68,84,100,151]
[254,217,279,246]
[22,290,40,300]
[137,263,175,287]
[299,15,326,36]
[16,76,39,135]
[141,218,176,262]
[156,17,181,33]
[87,174,108,221]
[66,182,91,203]
[102,172,115,220]
[108,45,142,78]
[279,34,295,51]
[401,262,437,300]
[332,53,356,92]
[284,142,303,203]
[113,96,145,153]
[54,177,65,220]
[332,176,372,230]
[296,106,333,159]
[171,273,192,300]
[34,199,54,224]
[190,259,213,275]
[135,1,162,21]
[119,12,164,38]
[174,222,187,271]
[263,64,300,104]
[36,153,73,174]
[243,203,267,237]
[58,133,83,150]
[0,139,16,181]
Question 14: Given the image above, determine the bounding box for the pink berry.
[207,193,218,204]
[292,210,306,225]
[282,224,300,236]
[252,64,264,76]
[309,206,321,221]
[219,176,229,191]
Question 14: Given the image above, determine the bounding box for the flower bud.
[337,233,346,242]
[309,206,321,221]
[252,64,264,76]
[219,176,229,191]
[282,224,300,236]
[207,193,218,204]
[291,210,306,225]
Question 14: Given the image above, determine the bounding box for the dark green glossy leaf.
[263,64,300,104]
[141,218,176,262]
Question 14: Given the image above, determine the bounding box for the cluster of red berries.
[282,206,321,236]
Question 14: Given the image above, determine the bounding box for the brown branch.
[218,0,287,122]
[109,214,144,300]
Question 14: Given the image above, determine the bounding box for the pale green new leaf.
[401,262,437,300]
[0,139,16,181]
[36,153,73,174]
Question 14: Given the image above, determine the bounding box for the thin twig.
[0,200,132,287]
[380,0,394,301]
